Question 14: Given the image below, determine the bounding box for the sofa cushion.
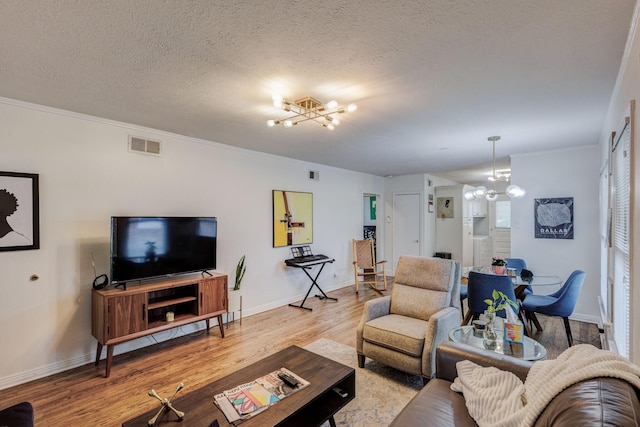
[390,379,477,427]
[391,283,449,321]
[534,377,640,426]
[391,256,455,321]
[0,401,34,427]
[363,314,428,357]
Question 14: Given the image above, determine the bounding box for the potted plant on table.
[491,256,507,274]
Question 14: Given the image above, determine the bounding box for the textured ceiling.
[0,0,635,182]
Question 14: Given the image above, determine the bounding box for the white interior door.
[393,193,421,269]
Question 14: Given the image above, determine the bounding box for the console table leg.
[205,318,210,332]
[105,345,114,378]
[328,416,337,427]
[95,342,103,366]
[217,315,225,338]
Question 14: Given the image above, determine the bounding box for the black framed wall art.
[534,197,573,239]
[0,172,40,251]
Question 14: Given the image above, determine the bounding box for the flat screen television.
[110,216,217,285]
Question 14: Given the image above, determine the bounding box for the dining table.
[468,266,563,335]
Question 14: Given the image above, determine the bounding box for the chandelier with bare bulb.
[464,136,526,202]
[266,95,357,130]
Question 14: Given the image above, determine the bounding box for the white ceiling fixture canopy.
[464,136,525,202]
[267,95,357,130]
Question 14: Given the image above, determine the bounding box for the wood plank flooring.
[1,282,600,427]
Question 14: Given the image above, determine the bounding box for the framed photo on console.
[0,171,40,251]
[273,190,313,247]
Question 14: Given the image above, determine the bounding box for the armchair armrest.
[435,341,532,383]
[356,296,391,353]
[359,295,391,323]
[421,306,461,378]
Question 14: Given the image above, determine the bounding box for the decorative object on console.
[147,382,185,426]
[266,95,357,130]
[463,136,526,202]
[0,171,39,252]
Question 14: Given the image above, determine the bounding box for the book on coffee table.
[226,382,280,415]
[214,367,309,424]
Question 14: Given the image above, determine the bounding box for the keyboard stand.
[286,257,337,311]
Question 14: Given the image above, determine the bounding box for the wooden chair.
[352,239,387,294]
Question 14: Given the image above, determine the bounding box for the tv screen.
[110,216,217,284]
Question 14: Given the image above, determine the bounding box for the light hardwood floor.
[2,283,599,426]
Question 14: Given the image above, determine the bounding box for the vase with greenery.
[234,255,246,291]
[483,289,518,349]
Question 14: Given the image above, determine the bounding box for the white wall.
[0,98,383,388]
[510,145,600,323]
[599,2,640,363]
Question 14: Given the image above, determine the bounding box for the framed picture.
[437,196,454,218]
[534,197,573,239]
[0,172,40,251]
[273,190,313,247]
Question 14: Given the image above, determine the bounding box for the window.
[610,119,631,357]
[495,200,511,228]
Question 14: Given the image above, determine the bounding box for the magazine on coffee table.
[213,367,309,424]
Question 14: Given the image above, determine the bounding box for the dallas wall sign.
[534,197,573,239]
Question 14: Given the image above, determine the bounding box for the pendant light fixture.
[464,136,525,201]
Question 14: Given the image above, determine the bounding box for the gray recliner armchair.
[356,255,460,381]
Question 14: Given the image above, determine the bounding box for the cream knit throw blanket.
[451,344,640,427]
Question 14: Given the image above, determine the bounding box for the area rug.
[304,338,422,427]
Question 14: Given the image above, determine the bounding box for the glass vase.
[483,312,498,350]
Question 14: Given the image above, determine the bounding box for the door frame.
[362,192,383,262]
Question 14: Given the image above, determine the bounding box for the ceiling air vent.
[309,170,320,181]
[129,136,162,156]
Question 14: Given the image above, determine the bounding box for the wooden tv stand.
[91,273,227,378]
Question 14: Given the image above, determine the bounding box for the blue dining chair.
[521,270,586,347]
[505,257,532,295]
[464,271,520,325]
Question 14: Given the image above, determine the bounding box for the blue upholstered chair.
[505,257,527,275]
[505,257,532,295]
[521,270,586,347]
[464,271,519,325]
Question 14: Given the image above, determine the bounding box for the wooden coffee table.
[122,345,355,427]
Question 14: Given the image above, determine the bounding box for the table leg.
[95,342,103,366]
[105,345,114,378]
[217,315,225,338]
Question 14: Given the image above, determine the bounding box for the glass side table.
[449,325,547,361]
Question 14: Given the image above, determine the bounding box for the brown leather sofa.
[390,341,640,426]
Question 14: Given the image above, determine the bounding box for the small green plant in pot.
[234,255,246,291]
[484,289,518,315]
